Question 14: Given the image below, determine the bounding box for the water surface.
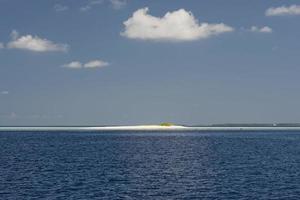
[1,131,300,199]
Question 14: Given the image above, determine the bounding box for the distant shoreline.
[2,125,300,132]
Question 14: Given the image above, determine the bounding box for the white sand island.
[92,124,188,131]
[2,123,300,132]
[0,123,189,132]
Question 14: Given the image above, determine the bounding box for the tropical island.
[2,123,300,132]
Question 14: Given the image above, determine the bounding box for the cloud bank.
[121,7,234,41]
[0,43,4,49]
[266,5,300,16]
[63,59,109,69]
[7,30,68,52]
[250,26,272,33]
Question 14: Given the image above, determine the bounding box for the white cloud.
[250,26,273,33]
[81,0,125,11]
[63,61,82,69]
[121,7,234,41]
[80,5,91,12]
[63,59,109,69]
[1,91,8,95]
[80,0,103,12]
[0,43,4,49]
[84,60,109,68]
[7,30,68,52]
[10,30,18,40]
[54,4,69,12]
[266,5,300,16]
[110,0,126,10]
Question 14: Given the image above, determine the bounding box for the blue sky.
[0,0,300,126]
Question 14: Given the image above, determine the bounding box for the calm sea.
[1,131,300,199]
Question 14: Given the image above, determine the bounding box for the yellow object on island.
[160,123,175,127]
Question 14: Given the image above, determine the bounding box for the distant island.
[2,123,300,132]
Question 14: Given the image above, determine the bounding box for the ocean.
[1,131,300,199]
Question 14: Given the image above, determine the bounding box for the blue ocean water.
[1,131,300,199]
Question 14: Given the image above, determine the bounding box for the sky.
[0,0,300,126]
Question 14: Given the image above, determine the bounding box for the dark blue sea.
[1,131,300,199]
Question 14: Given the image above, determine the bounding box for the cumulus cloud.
[110,0,126,10]
[0,43,4,49]
[266,5,300,16]
[63,59,109,69]
[250,26,273,33]
[84,60,109,68]
[7,30,68,52]
[54,4,69,12]
[63,61,82,69]
[80,0,103,12]
[121,7,234,41]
